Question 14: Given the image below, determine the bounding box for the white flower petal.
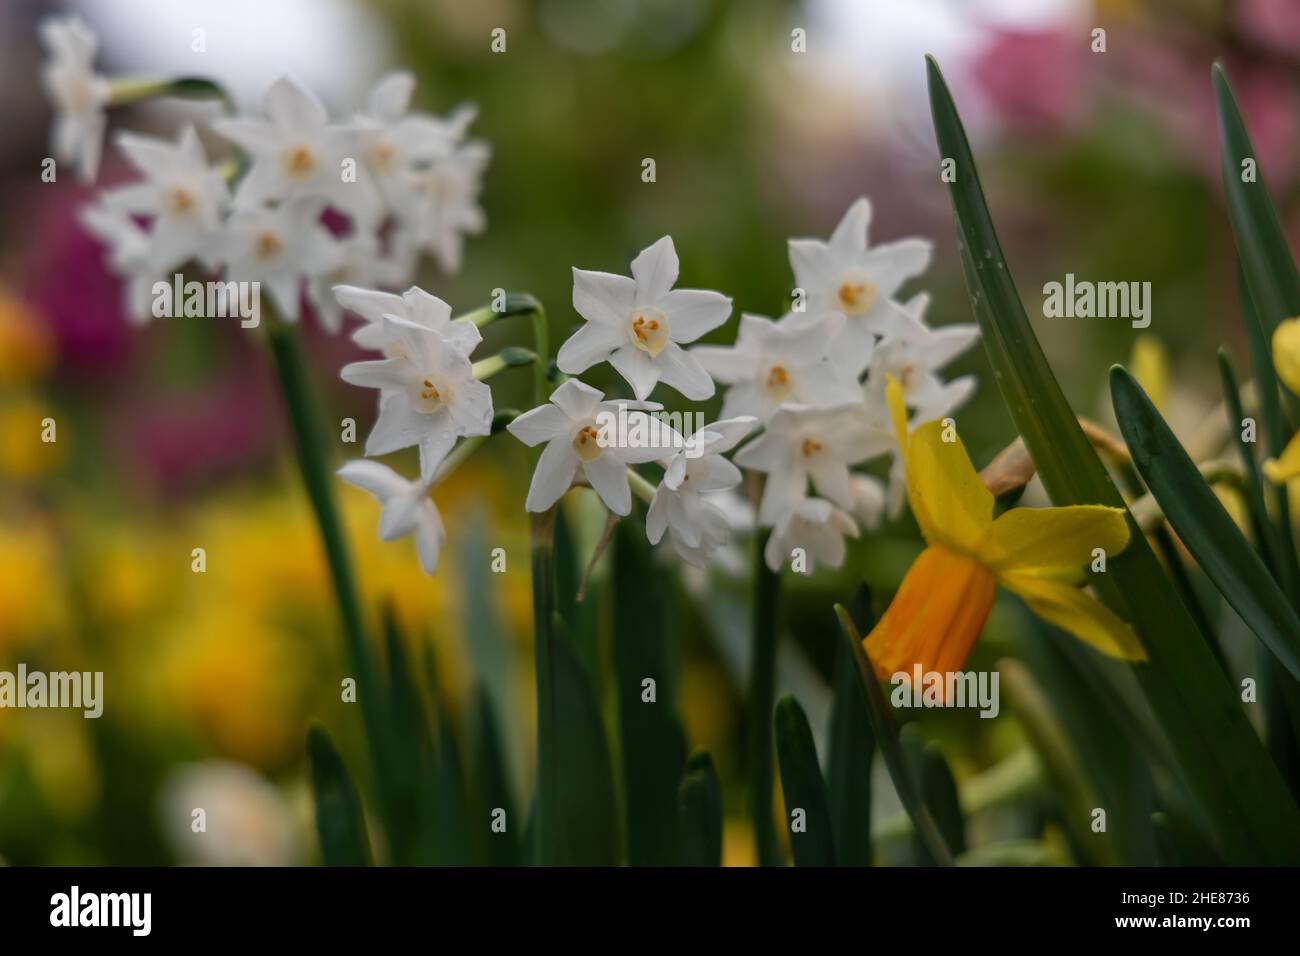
[556,320,625,374]
[631,235,679,304]
[507,404,571,446]
[526,438,579,512]
[572,268,636,325]
[659,288,731,342]
[608,346,661,401]
[654,343,714,400]
[582,453,632,516]
[829,197,872,256]
[337,459,409,499]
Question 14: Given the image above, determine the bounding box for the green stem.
[627,467,658,505]
[747,528,782,866]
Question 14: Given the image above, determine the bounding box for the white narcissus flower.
[338,459,446,574]
[863,293,979,422]
[647,417,756,566]
[79,202,157,322]
[734,402,889,525]
[214,75,378,223]
[341,313,493,479]
[305,233,387,334]
[558,236,732,401]
[763,497,859,574]
[788,197,931,373]
[408,139,490,274]
[356,71,477,210]
[103,125,230,273]
[507,380,682,515]
[332,284,481,357]
[39,15,109,183]
[691,311,856,422]
[219,198,337,320]
[848,473,887,533]
[158,761,303,867]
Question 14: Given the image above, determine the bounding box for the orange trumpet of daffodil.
[863,377,1146,680]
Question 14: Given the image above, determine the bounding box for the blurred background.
[2,0,1298,864]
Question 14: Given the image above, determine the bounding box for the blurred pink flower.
[970,29,1085,131]
[1237,0,1300,60]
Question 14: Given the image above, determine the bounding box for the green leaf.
[379,605,429,863]
[307,724,372,867]
[918,743,966,859]
[1112,366,1300,684]
[774,695,835,866]
[549,611,619,865]
[1214,65,1300,342]
[826,587,876,866]
[425,648,472,866]
[677,750,723,867]
[1217,350,1284,572]
[746,530,782,866]
[834,604,954,866]
[612,520,687,865]
[927,55,1300,863]
[469,686,518,866]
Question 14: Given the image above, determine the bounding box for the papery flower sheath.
[507,379,682,515]
[557,236,732,401]
[340,313,493,479]
[337,459,445,574]
[103,125,230,273]
[39,15,109,182]
[788,197,931,372]
[863,377,1144,682]
[691,311,857,422]
[734,402,888,524]
[647,416,756,565]
[763,496,859,573]
[332,284,482,357]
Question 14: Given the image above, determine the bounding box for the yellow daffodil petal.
[886,376,993,552]
[1130,334,1169,412]
[980,504,1130,572]
[1263,432,1300,484]
[1000,570,1146,661]
[1272,317,1300,398]
[864,545,997,682]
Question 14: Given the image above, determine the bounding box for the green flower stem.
[747,529,782,866]
[627,468,658,505]
[107,76,236,112]
[264,320,382,749]
[471,347,537,381]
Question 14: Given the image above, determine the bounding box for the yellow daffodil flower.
[1264,318,1300,483]
[863,377,1146,682]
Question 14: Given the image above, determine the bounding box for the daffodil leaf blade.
[1215,65,1300,336]
[469,686,518,866]
[774,695,836,866]
[548,612,619,865]
[827,594,877,866]
[1113,368,1300,683]
[927,54,1300,862]
[612,519,687,866]
[676,750,723,866]
[834,604,954,866]
[307,723,373,867]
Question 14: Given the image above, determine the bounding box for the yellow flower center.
[800,437,824,458]
[368,138,398,174]
[764,364,793,402]
[280,144,318,180]
[165,186,198,217]
[412,376,448,413]
[253,231,282,261]
[836,273,878,315]
[572,424,603,462]
[629,308,670,357]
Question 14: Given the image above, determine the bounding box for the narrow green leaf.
[425,648,472,866]
[1215,65,1300,340]
[307,724,372,867]
[1112,366,1300,684]
[469,686,518,866]
[774,695,835,866]
[379,605,428,863]
[834,604,954,866]
[827,587,876,866]
[550,612,619,865]
[1218,350,1284,571]
[612,520,687,865]
[927,55,1300,862]
[746,530,782,866]
[918,743,965,858]
[677,750,723,867]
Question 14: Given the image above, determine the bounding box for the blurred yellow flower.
[0,397,65,480]
[1265,317,1300,483]
[0,288,55,387]
[0,517,69,653]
